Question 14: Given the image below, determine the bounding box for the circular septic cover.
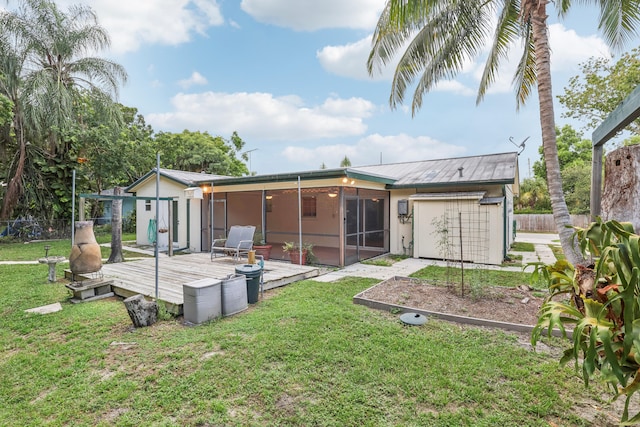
[400,312,428,326]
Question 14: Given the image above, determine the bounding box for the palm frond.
[512,20,537,109]
[595,0,640,51]
[477,0,521,104]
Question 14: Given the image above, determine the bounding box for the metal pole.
[459,212,464,297]
[71,169,76,246]
[262,189,266,241]
[155,153,160,300]
[210,181,214,246]
[298,176,302,264]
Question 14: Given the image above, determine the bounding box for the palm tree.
[367,0,640,266]
[0,0,127,220]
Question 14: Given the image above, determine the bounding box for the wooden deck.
[69,253,319,313]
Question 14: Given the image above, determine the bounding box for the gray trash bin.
[235,264,262,304]
[183,278,222,324]
[221,274,248,316]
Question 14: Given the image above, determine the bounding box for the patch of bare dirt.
[357,277,544,326]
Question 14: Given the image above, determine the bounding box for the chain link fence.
[0,218,72,241]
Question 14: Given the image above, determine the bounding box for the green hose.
[147,219,157,243]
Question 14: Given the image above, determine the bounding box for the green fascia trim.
[194,168,395,186]
[79,193,174,201]
[388,179,514,189]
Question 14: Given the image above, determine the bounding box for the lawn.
[0,232,140,261]
[0,261,619,426]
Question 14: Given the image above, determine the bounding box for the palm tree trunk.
[0,112,26,221]
[530,0,583,265]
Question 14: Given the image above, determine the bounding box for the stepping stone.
[25,302,62,314]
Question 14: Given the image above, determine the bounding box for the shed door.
[413,199,492,264]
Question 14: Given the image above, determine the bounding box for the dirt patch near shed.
[356,276,545,326]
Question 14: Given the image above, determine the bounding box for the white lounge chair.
[211,225,255,261]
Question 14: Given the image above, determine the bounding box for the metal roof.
[351,152,518,188]
[126,152,518,192]
[126,168,229,192]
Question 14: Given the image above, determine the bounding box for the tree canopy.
[516,125,593,214]
[0,1,250,224]
[0,0,127,220]
[558,47,640,137]
[154,130,249,176]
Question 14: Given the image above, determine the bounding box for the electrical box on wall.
[398,199,409,216]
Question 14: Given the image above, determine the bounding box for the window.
[302,196,316,217]
[145,200,151,211]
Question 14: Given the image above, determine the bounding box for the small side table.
[38,256,66,282]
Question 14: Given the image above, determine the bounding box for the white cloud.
[282,133,467,168]
[146,92,375,140]
[321,21,610,100]
[432,80,475,96]
[241,0,385,31]
[54,0,224,54]
[317,36,387,81]
[178,71,208,89]
[548,23,610,71]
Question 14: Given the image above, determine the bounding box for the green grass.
[0,233,140,261]
[410,265,541,289]
[550,244,565,261]
[510,242,535,252]
[0,263,617,426]
[361,254,410,267]
[361,258,394,266]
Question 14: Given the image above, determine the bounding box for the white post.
[71,169,76,246]
[155,154,160,300]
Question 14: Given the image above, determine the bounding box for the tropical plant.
[0,0,127,220]
[367,0,640,266]
[515,176,551,212]
[282,241,315,264]
[531,218,640,424]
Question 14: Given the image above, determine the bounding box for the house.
[126,152,519,266]
[96,188,136,225]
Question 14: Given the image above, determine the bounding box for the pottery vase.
[69,221,102,274]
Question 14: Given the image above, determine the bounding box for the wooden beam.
[592,84,640,147]
[591,145,604,219]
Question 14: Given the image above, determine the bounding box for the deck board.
[96,253,319,308]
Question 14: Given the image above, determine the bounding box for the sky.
[22,1,640,177]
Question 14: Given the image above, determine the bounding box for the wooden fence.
[514,214,591,233]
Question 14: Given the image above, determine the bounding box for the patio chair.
[211,225,256,261]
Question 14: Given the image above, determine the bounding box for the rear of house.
[126,152,518,267]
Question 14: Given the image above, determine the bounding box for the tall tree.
[559,47,640,136]
[154,130,249,176]
[531,125,594,214]
[368,0,640,266]
[532,125,592,179]
[340,156,351,167]
[0,0,127,220]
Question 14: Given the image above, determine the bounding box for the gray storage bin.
[222,274,248,316]
[183,278,222,324]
